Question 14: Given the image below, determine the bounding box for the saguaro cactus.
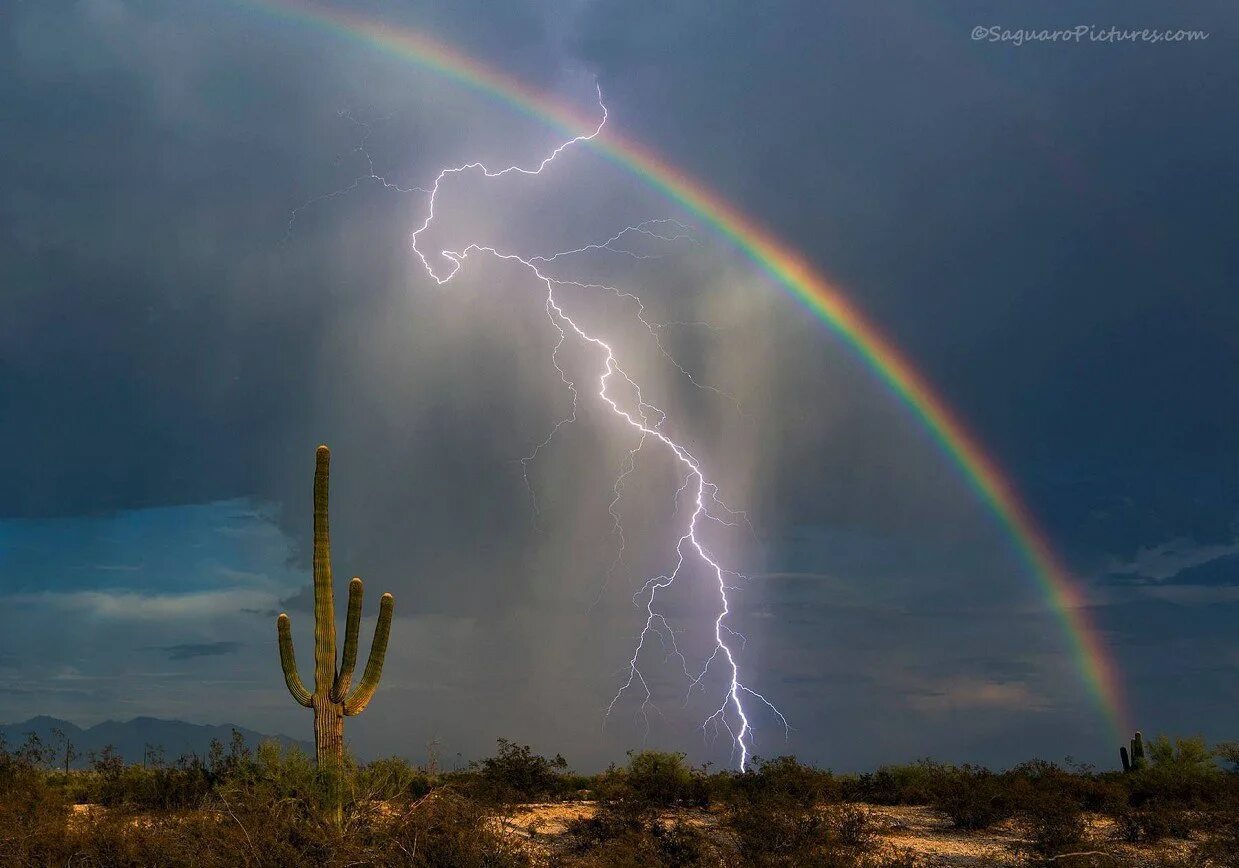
[1120,730,1146,772]
[276,445,394,818]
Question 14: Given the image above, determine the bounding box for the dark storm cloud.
[1163,554,1239,587]
[0,0,565,522]
[2,0,1236,769]
[575,0,1239,561]
[152,642,243,661]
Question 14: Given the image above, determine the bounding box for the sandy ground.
[67,800,1206,864]
[499,802,1203,866]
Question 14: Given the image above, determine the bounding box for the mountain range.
[0,716,310,768]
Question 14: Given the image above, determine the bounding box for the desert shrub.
[1149,735,1215,771]
[1214,742,1239,774]
[849,760,945,805]
[376,789,531,867]
[724,793,829,866]
[1013,758,1128,814]
[350,754,432,802]
[620,750,695,807]
[1154,802,1196,838]
[825,802,874,848]
[562,801,644,845]
[83,755,217,810]
[1144,856,1215,868]
[0,735,70,867]
[215,740,332,822]
[874,850,930,868]
[722,765,868,868]
[560,810,714,868]
[929,764,1013,830]
[5,773,527,867]
[1020,788,1086,856]
[208,729,254,780]
[563,760,721,868]
[646,821,714,867]
[1114,803,1174,843]
[589,750,706,818]
[469,738,569,803]
[1192,811,1239,866]
[78,731,264,810]
[247,741,321,798]
[117,800,328,867]
[723,755,835,808]
[86,743,129,805]
[559,771,595,797]
[999,760,1087,856]
[1076,773,1129,813]
[724,797,885,868]
[1128,735,1223,807]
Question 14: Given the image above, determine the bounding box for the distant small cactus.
[277,445,394,823]
[1120,730,1146,772]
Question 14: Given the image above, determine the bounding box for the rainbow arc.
[243,0,1129,741]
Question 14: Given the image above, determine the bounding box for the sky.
[1,0,1236,773]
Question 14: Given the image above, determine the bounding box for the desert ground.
[499,801,1204,866]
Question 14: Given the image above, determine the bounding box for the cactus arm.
[312,445,337,694]
[1120,746,1131,772]
[343,592,394,716]
[277,614,313,708]
[331,577,364,701]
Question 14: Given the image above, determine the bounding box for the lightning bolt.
[297,85,785,769]
[286,108,428,241]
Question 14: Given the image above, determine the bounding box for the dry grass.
[13,799,1231,866]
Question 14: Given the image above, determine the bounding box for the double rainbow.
[242,0,1129,740]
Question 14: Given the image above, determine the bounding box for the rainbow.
[240,0,1129,740]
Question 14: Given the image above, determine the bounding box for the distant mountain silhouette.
[0,716,310,768]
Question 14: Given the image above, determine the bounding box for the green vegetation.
[2,730,1237,866]
[277,445,395,824]
[466,737,571,803]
